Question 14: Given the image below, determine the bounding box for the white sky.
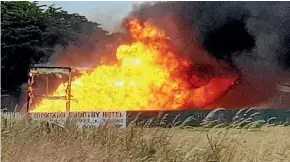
[39,1,142,32]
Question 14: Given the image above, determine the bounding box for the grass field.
[1,117,290,162]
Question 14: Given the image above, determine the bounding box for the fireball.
[31,19,238,112]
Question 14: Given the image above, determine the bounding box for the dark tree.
[1,1,109,99]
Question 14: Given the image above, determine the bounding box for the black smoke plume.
[124,1,290,108]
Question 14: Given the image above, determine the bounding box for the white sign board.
[2,111,127,128]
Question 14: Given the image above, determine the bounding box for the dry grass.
[1,117,290,162]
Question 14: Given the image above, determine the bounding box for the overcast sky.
[39,1,140,32]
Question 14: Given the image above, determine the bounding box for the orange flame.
[31,19,238,112]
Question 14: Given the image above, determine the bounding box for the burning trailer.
[24,59,234,127]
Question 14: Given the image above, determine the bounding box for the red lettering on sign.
[103,112,122,118]
[91,112,100,117]
[103,112,110,118]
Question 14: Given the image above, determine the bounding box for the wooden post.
[65,68,72,120]
[27,72,33,113]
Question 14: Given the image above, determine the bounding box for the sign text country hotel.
[29,111,127,128]
[31,111,124,119]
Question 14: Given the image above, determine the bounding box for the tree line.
[1,1,125,99]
